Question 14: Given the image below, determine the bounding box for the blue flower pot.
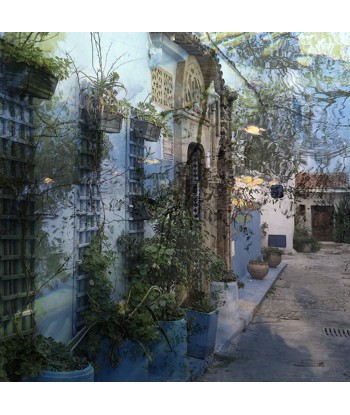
[94,339,148,382]
[27,362,94,382]
[185,309,219,359]
[148,319,188,381]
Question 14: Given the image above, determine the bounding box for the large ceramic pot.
[134,120,161,142]
[27,362,94,382]
[148,318,188,381]
[267,252,282,268]
[185,308,219,359]
[247,261,269,280]
[5,62,58,100]
[94,339,148,382]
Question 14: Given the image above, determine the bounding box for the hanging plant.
[77,33,131,133]
[133,96,173,142]
[84,81,130,133]
[0,33,71,99]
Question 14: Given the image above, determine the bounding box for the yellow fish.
[144,158,161,164]
[251,178,264,186]
[240,176,253,183]
[43,177,54,184]
[243,125,266,136]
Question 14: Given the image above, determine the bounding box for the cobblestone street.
[199,243,350,381]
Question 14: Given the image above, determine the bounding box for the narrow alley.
[199,242,350,382]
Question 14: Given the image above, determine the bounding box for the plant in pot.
[293,215,320,253]
[247,255,270,280]
[122,233,189,381]
[209,256,244,308]
[176,225,225,361]
[262,247,284,268]
[119,187,211,380]
[133,96,173,142]
[75,234,161,382]
[182,288,219,361]
[83,73,130,133]
[0,332,94,382]
[208,256,244,351]
[76,32,131,133]
[0,32,71,99]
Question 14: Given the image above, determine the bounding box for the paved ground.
[198,242,350,382]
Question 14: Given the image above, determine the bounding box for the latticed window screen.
[0,86,36,338]
[73,129,101,332]
[128,133,145,237]
[73,181,101,331]
[151,68,174,109]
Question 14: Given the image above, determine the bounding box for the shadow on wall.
[232,209,261,278]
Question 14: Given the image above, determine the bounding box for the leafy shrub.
[293,214,320,252]
[0,335,88,381]
[333,197,350,243]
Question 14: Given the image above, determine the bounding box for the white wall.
[261,196,295,252]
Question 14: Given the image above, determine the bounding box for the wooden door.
[311,205,334,241]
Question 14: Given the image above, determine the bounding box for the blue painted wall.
[232,210,262,278]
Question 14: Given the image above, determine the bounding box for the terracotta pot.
[267,252,282,268]
[247,261,269,280]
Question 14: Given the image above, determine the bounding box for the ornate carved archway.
[183,56,205,114]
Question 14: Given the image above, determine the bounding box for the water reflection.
[203,32,350,175]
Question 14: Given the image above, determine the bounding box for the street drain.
[292,360,324,367]
[323,328,350,337]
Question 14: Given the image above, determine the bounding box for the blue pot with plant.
[148,314,188,382]
[94,339,149,382]
[0,334,94,382]
[184,290,219,359]
[76,236,161,382]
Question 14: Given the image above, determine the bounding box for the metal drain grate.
[323,328,350,338]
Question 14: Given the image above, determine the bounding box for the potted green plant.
[293,214,320,253]
[209,256,244,306]
[247,255,270,279]
[262,247,284,268]
[77,32,130,133]
[121,233,188,381]
[180,242,234,360]
[133,96,173,142]
[209,256,243,341]
[0,32,71,99]
[83,73,130,133]
[119,186,212,380]
[76,235,161,382]
[182,289,219,360]
[0,333,94,382]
